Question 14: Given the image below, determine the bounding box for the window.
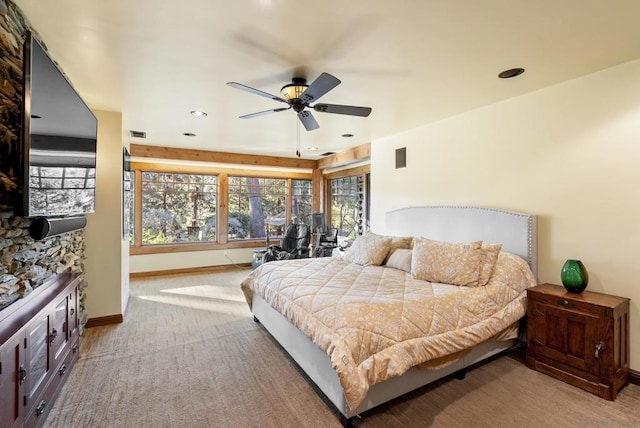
[141,172,217,244]
[329,174,368,238]
[225,177,312,241]
[227,176,287,240]
[123,170,135,245]
[128,145,368,254]
[292,179,312,226]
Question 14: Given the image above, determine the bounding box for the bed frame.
[251,206,537,427]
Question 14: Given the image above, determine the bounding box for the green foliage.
[141,173,218,245]
[139,173,314,245]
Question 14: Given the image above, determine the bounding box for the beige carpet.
[44,268,640,428]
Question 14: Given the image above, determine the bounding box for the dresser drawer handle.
[557,299,571,307]
[19,365,26,385]
[36,400,46,417]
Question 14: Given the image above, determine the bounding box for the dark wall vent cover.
[395,147,406,169]
[130,130,146,138]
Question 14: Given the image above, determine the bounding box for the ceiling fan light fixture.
[280,78,308,100]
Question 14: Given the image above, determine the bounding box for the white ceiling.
[14,0,640,160]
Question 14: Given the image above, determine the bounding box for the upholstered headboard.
[385,206,537,277]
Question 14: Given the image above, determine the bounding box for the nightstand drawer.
[531,292,606,316]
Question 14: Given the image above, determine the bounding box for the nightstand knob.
[557,299,570,307]
[594,342,605,358]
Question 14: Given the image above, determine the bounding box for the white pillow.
[385,248,412,272]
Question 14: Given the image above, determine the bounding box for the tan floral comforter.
[241,252,536,411]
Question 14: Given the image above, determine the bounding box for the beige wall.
[85,109,129,319]
[129,248,253,273]
[371,59,640,371]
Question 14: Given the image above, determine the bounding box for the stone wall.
[0,0,23,209]
[0,0,88,331]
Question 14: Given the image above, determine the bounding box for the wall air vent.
[129,130,146,138]
[320,152,336,157]
[395,147,407,169]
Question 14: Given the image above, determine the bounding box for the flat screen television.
[17,31,97,218]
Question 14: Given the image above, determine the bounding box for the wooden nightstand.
[526,283,630,400]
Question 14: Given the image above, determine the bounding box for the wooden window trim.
[130,239,266,255]
[132,161,312,179]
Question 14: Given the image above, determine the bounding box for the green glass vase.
[561,259,589,293]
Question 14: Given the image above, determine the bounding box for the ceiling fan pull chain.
[296,120,301,157]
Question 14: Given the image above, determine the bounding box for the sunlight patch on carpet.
[159,284,246,302]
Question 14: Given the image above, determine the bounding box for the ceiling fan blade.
[313,103,372,117]
[300,72,341,104]
[240,107,290,119]
[297,110,319,131]
[227,82,288,104]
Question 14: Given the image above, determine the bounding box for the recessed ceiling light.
[190,110,208,117]
[307,146,319,151]
[341,133,354,138]
[183,132,196,137]
[498,68,525,79]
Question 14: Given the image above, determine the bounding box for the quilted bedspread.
[241,252,536,410]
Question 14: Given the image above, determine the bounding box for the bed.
[241,206,537,427]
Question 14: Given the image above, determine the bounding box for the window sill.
[130,239,267,255]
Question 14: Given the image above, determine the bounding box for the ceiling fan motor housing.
[281,77,309,102]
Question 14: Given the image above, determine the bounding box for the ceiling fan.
[226,72,372,131]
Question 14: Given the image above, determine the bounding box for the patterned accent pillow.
[411,238,483,286]
[368,232,413,264]
[343,232,393,266]
[475,243,503,287]
[366,231,412,250]
[389,235,413,250]
[385,248,412,272]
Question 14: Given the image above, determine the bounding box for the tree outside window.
[228,176,287,240]
[141,172,217,244]
[225,177,312,240]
